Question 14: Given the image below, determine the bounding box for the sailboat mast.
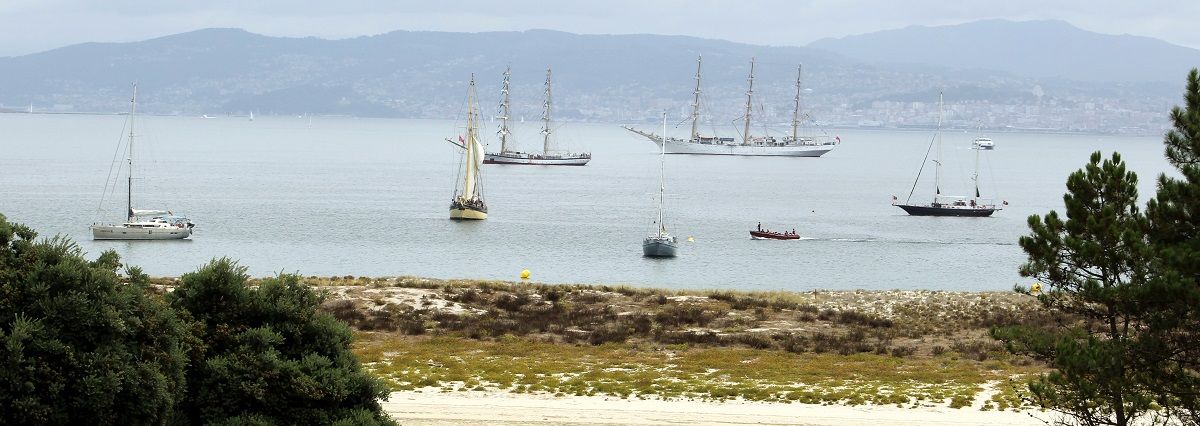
[127,84,137,222]
[690,55,702,141]
[658,111,667,233]
[742,58,755,145]
[792,65,802,141]
[974,139,981,200]
[541,68,553,154]
[499,67,512,154]
[934,92,943,203]
[464,74,479,198]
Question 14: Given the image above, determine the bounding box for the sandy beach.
[382,390,1046,425]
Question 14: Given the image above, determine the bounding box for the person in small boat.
[757,222,762,231]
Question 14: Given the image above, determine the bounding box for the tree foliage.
[994,152,1154,426]
[168,258,395,426]
[0,214,192,425]
[996,68,1200,425]
[1141,68,1200,423]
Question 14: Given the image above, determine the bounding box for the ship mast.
[742,58,755,145]
[541,68,553,154]
[933,91,943,203]
[791,65,802,141]
[127,84,137,222]
[498,67,512,154]
[463,74,480,200]
[690,55,702,141]
[658,111,667,234]
[974,135,982,201]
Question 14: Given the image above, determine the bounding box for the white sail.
[463,135,483,198]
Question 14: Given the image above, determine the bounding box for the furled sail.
[131,209,169,217]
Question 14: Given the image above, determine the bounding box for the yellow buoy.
[1031,282,1042,294]
[520,269,531,280]
[687,236,695,242]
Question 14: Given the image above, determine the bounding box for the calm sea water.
[0,113,1171,291]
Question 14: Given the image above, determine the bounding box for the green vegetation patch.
[355,334,1042,409]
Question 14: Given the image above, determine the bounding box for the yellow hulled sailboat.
[449,74,488,220]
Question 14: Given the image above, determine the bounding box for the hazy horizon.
[2,0,1198,57]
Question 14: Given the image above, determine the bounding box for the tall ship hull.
[895,204,996,217]
[657,137,833,157]
[91,225,192,240]
[483,152,591,165]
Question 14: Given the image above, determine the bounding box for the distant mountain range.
[809,19,1200,85]
[0,20,1193,123]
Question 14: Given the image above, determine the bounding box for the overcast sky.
[1,0,1197,57]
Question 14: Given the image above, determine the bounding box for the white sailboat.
[643,112,678,258]
[447,74,488,220]
[624,56,839,157]
[484,67,591,166]
[91,84,195,240]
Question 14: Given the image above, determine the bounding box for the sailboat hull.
[91,225,192,240]
[450,207,488,220]
[895,204,996,217]
[642,238,678,258]
[483,152,590,166]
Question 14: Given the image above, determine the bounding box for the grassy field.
[157,275,1053,410]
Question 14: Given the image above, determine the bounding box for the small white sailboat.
[484,67,591,166]
[447,74,488,220]
[643,112,678,258]
[91,84,195,240]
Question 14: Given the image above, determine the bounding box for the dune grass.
[354,333,1042,410]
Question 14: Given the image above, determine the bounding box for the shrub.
[0,215,193,425]
[169,259,395,425]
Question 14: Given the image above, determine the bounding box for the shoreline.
[381,389,1047,425]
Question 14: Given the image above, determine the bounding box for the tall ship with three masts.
[893,92,1004,217]
[91,84,196,240]
[484,67,591,166]
[448,75,488,220]
[624,56,839,157]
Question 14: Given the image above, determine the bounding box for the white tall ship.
[625,56,839,157]
[484,67,591,166]
[92,84,195,240]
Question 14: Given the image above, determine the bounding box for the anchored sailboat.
[624,56,839,157]
[893,92,1004,217]
[91,84,195,240]
[484,67,591,166]
[448,74,488,220]
[643,112,678,258]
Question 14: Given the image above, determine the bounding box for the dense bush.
[0,214,192,425]
[169,258,395,425]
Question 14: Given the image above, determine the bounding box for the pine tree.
[993,152,1154,426]
[1141,68,1200,422]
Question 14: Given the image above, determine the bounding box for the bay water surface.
[0,113,1171,291]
